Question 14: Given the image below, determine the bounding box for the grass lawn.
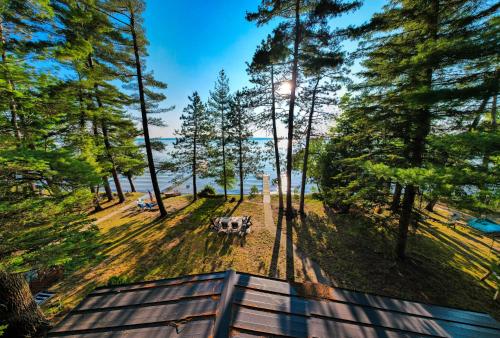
[42,192,499,323]
[276,195,500,319]
[43,194,282,321]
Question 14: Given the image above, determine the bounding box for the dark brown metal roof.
[48,270,500,337]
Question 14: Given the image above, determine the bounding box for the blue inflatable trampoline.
[467,218,500,234]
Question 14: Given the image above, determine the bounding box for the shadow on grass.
[125,197,250,281]
[88,201,121,215]
[293,204,500,319]
[449,226,499,256]
[44,197,269,321]
[286,214,295,282]
[269,210,283,278]
[418,221,487,263]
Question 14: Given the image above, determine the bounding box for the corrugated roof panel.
[48,318,214,337]
[236,274,299,296]
[332,288,500,330]
[307,316,422,338]
[48,270,500,338]
[309,299,498,337]
[76,279,223,311]
[230,329,267,338]
[91,271,226,295]
[233,287,309,316]
[50,298,218,334]
[231,305,309,337]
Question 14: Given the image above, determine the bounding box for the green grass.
[43,192,499,323]
[283,196,500,319]
[43,195,281,321]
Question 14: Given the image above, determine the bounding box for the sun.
[277,81,292,95]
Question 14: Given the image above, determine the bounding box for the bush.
[0,324,7,337]
[311,192,323,200]
[250,185,259,198]
[107,275,131,286]
[198,184,216,197]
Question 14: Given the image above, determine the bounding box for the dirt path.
[94,193,149,225]
[262,175,333,285]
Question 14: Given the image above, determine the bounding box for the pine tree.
[53,0,141,204]
[247,26,289,210]
[329,0,500,258]
[247,0,302,216]
[0,1,151,332]
[173,91,208,200]
[318,94,387,213]
[116,137,145,193]
[207,69,234,200]
[0,0,53,143]
[247,0,361,216]
[228,90,263,201]
[105,0,171,216]
[0,42,102,338]
[297,16,349,214]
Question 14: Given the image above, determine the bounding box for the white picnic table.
[213,216,251,236]
[217,217,243,232]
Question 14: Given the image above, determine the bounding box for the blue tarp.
[467,218,500,234]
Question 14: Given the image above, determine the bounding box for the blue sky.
[142,0,385,137]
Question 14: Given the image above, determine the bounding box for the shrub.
[250,185,259,198]
[107,275,131,286]
[311,192,323,200]
[198,184,216,197]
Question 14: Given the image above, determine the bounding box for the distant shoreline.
[135,137,273,141]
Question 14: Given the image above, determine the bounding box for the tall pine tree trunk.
[126,173,136,192]
[77,70,86,131]
[0,271,49,337]
[299,77,319,215]
[238,127,244,202]
[101,119,125,203]
[392,120,409,212]
[87,53,125,204]
[92,117,113,202]
[129,8,167,216]
[286,0,301,217]
[0,17,21,141]
[222,108,228,201]
[491,81,497,130]
[396,185,416,258]
[92,185,103,212]
[192,127,198,201]
[271,65,284,210]
[391,183,403,211]
[396,0,438,259]
[0,20,21,141]
[102,176,113,201]
[425,198,438,212]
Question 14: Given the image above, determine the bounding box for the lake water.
[108,138,315,195]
